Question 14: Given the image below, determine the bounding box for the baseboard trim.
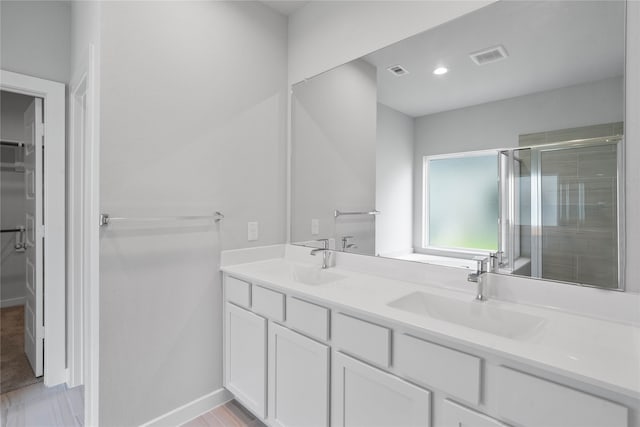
[0,297,25,308]
[140,388,233,427]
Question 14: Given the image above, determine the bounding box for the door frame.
[0,70,66,386]
[68,43,101,426]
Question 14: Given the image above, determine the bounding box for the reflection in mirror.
[499,136,621,289]
[291,0,625,290]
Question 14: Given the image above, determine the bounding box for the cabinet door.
[332,352,431,427]
[442,399,509,427]
[224,303,267,418]
[269,323,330,427]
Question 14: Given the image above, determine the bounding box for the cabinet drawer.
[494,366,628,427]
[287,297,330,341]
[395,334,481,404]
[333,313,391,368]
[443,399,508,427]
[252,285,285,321]
[225,275,251,308]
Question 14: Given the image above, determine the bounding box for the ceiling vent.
[387,65,409,76]
[469,45,509,66]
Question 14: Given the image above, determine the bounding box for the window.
[424,152,498,252]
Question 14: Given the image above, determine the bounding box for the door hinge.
[38,324,45,338]
[39,225,45,237]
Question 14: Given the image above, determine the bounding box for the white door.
[224,303,267,419]
[268,323,330,427]
[332,352,431,427]
[23,98,44,377]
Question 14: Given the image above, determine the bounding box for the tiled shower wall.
[521,123,622,288]
[540,143,618,288]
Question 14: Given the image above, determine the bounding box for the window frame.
[421,149,500,256]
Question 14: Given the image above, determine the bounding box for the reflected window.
[424,153,498,252]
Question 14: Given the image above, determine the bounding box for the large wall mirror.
[291,0,626,290]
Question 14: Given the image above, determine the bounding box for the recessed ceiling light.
[433,67,448,75]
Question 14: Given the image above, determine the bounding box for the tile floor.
[0,382,83,427]
[0,382,262,427]
[182,400,266,427]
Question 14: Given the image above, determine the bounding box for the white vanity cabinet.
[224,301,267,418]
[224,275,331,427]
[269,323,330,427]
[332,351,431,427]
[222,272,634,427]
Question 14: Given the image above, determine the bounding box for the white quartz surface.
[221,257,640,399]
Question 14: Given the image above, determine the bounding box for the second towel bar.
[99,212,224,227]
[334,209,380,218]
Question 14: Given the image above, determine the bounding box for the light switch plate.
[248,222,258,241]
[311,219,319,235]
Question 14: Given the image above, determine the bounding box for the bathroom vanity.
[220,246,640,427]
[219,1,639,426]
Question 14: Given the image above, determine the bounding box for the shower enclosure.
[499,135,622,289]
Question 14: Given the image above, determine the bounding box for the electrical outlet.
[311,219,319,235]
[248,222,258,241]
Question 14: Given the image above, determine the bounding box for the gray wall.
[1,91,33,306]
[0,0,71,303]
[291,59,377,254]
[0,1,71,83]
[97,2,287,425]
[376,103,414,256]
[413,76,624,248]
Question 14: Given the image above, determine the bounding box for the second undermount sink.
[291,264,346,285]
[388,291,545,339]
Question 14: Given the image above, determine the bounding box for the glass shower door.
[538,141,620,288]
[499,138,621,289]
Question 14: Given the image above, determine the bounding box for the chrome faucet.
[311,238,332,269]
[489,251,504,273]
[467,256,488,301]
[341,236,357,251]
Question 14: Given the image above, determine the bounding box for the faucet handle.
[341,235,355,250]
[489,251,504,272]
[472,256,488,274]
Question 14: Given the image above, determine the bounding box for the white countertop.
[221,256,640,399]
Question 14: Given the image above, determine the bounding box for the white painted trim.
[0,297,25,308]
[1,69,66,387]
[140,388,233,427]
[78,43,101,427]
[67,60,89,389]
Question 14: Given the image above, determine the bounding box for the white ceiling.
[261,1,309,16]
[364,1,625,118]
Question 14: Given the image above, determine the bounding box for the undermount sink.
[388,291,545,339]
[291,264,346,285]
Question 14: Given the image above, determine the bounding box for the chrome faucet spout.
[310,248,332,269]
[311,239,332,269]
[468,256,488,301]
